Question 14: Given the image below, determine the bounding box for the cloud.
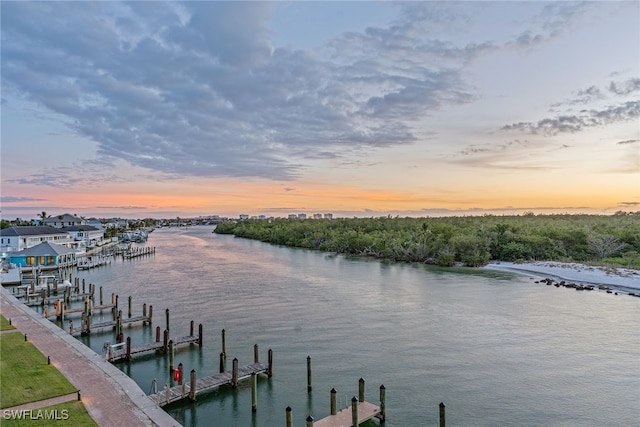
[609,78,640,95]
[508,1,590,51]
[618,139,639,145]
[2,2,481,182]
[0,196,47,203]
[502,101,640,135]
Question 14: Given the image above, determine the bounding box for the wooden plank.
[149,362,269,406]
[107,334,200,362]
[314,401,381,427]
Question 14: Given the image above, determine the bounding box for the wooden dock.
[107,334,200,362]
[314,401,382,427]
[149,358,272,407]
[89,314,151,331]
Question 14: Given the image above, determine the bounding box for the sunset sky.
[1,1,638,220]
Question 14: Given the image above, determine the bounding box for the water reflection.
[63,226,640,427]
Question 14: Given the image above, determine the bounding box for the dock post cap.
[352,396,358,402]
[440,402,446,407]
[306,415,313,421]
[380,384,386,389]
[286,406,292,411]
[331,387,337,393]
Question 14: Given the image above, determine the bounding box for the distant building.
[298,213,307,219]
[43,213,87,229]
[239,214,250,220]
[324,213,333,219]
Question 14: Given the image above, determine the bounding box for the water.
[57,226,639,426]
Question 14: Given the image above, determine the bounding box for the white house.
[0,226,74,255]
[43,213,87,229]
[61,225,104,249]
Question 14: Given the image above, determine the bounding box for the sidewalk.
[0,287,180,427]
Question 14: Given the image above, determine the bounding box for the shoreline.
[484,261,640,293]
[0,287,179,426]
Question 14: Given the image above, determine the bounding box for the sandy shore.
[484,261,640,292]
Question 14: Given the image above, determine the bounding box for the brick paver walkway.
[1,288,179,427]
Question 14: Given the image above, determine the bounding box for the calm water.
[55,226,639,426]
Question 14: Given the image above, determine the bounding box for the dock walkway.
[314,401,382,426]
[108,334,200,362]
[149,362,270,406]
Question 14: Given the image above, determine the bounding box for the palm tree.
[38,211,49,225]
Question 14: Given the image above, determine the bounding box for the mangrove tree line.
[214,213,640,268]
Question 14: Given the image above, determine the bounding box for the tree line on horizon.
[213,213,640,268]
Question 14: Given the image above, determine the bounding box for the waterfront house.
[8,241,77,270]
[0,226,74,255]
[61,225,104,250]
[43,213,87,228]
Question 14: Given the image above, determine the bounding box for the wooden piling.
[189,370,196,401]
[221,329,227,358]
[165,384,170,405]
[100,286,103,305]
[126,336,131,360]
[267,349,273,377]
[169,340,175,373]
[69,319,74,335]
[219,352,225,373]
[148,305,153,323]
[231,358,239,387]
[306,415,313,427]
[254,344,259,363]
[143,303,147,318]
[251,372,257,412]
[155,326,161,342]
[178,362,183,385]
[439,402,446,427]
[128,296,132,318]
[351,396,358,427]
[307,355,312,392]
[330,388,337,415]
[198,324,203,347]
[165,309,170,333]
[359,377,365,403]
[379,384,386,422]
[285,406,293,427]
[117,310,123,336]
[163,330,168,353]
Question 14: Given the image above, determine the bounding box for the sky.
[1,1,639,220]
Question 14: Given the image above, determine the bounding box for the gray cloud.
[1,1,488,182]
[609,78,640,95]
[1,1,624,184]
[502,101,640,136]
[0,196,47,203]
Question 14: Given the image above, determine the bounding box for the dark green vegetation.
[214,214,640,268]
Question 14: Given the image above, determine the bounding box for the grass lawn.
[0,332,77,408]
[0,400,98,427]
[1,315,16,331]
